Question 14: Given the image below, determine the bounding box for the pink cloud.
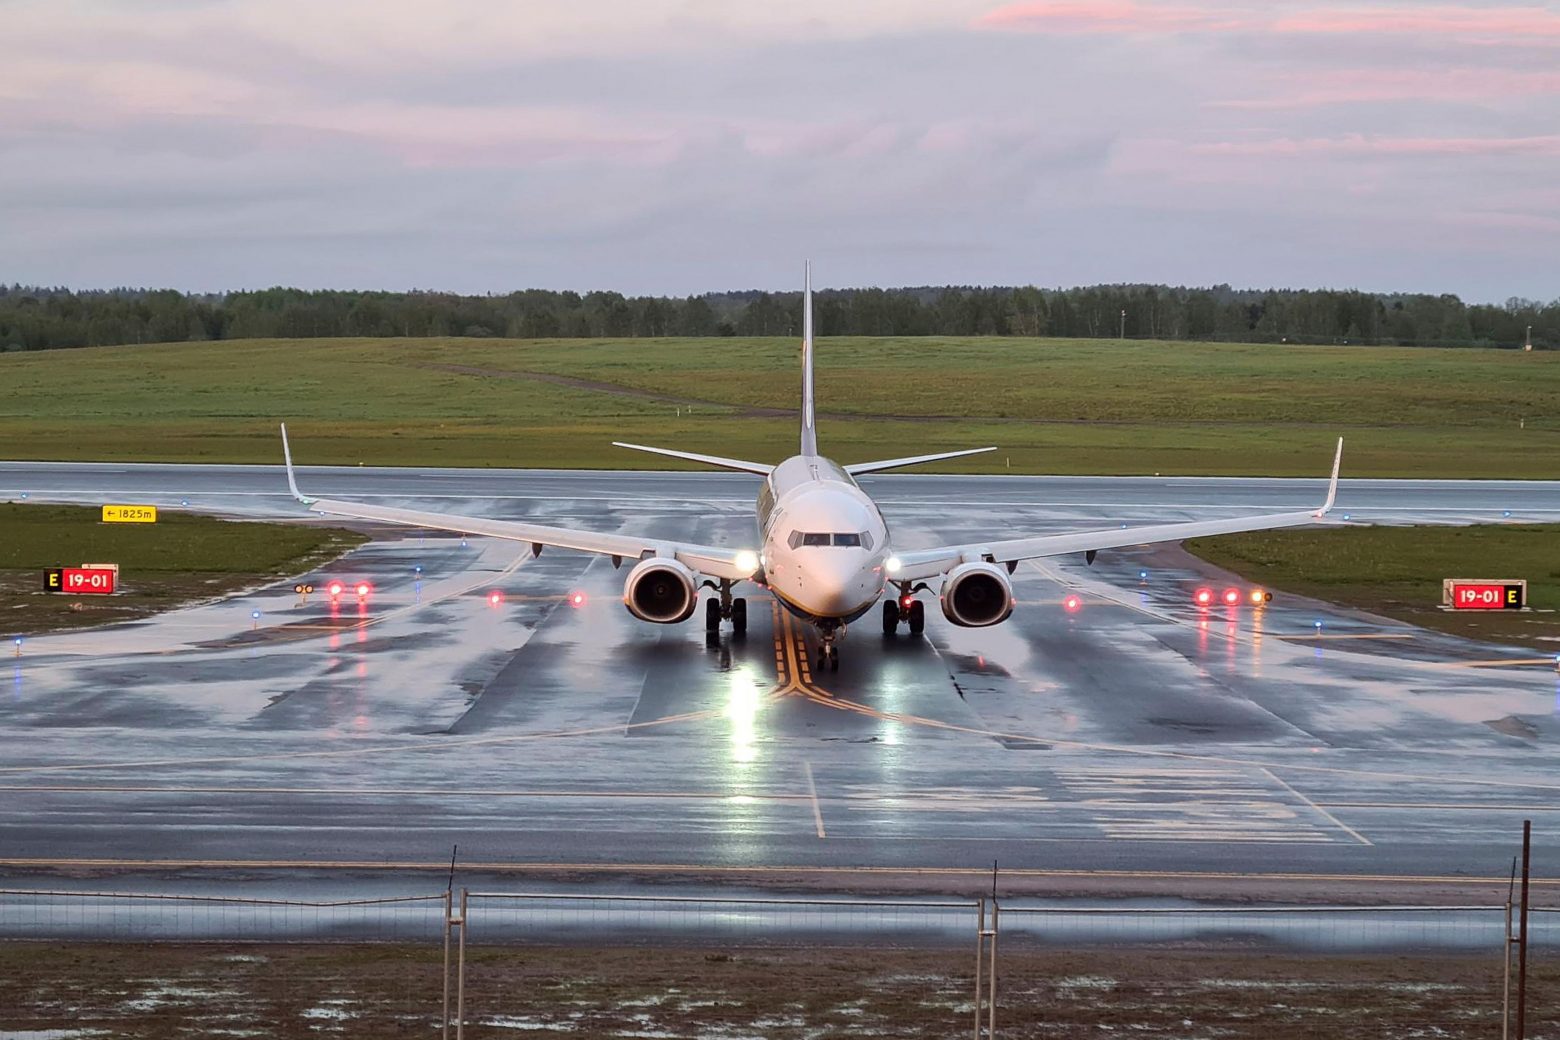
[1274,5,1560,40]
[974,1,1246,33]
[976,1,1560,41]
[1192,133,1560,157]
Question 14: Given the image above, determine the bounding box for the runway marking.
[1281,633,1415,641]
[1261,768,1373,846]
[1052,765,1341,844]
[1318,801,1560,812]
[803,761,826,839]
[1,858,1555,887]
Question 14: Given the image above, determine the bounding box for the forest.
[0,281,1553,351]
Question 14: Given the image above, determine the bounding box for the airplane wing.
[281,427,760,581]
[889,439,1344,582]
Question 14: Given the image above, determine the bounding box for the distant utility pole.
[1120,309,1126,340]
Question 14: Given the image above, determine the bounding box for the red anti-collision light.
[1223,588,1241,606]
[901,595,914,610]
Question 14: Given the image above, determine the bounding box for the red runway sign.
[44,567,117,595]
[1448,582,1523,610]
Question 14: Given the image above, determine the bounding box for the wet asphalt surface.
[1,463,1558,898]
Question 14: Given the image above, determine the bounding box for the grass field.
[0,504,366,635]
[1,336,1556,476]
[1187,523,1560,648]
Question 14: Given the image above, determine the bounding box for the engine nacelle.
[939,561,1014,628]
[623,558,699,624]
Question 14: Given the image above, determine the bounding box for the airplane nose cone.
[800,554,879,616]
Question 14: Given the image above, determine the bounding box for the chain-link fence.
[2,887,1556,1039]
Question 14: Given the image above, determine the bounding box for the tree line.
[0,282,1553,351]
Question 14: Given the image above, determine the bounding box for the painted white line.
[1263,767,1373,846]
[803,761,826,839]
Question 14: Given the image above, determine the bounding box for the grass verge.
[1,941,1549,1040]
[1186,523,1560,649]
[0,503,367,636]
[1,336,1556,476]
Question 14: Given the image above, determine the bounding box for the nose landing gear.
[816,622,842,672]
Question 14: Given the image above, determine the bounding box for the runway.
[1,463,1558,897]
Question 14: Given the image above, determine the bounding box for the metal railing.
[2,886,1555,1039]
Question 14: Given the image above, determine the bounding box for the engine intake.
[939,562,1014,628]
[623,558,699,624]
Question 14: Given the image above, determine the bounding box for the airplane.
[280,264,1342,671]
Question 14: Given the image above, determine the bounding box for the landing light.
[734,550,759,575]
[1250,589,1271,605]
[885,556,902,575]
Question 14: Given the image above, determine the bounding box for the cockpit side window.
[860,531,874,550]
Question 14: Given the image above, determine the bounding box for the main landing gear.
[704,580,747,638]
[882,592,925,636]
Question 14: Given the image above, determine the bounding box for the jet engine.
[623,558,699,624]
[939,561,1014,627]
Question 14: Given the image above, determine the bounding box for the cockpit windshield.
[789,531,873,549]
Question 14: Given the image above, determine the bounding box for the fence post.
[442,889,453,1040]
[972,897,998,1039]
[456,888,469,1040]
[1517,820,1531,1040]
[973,898,985,1040]
[988,899,999,1040]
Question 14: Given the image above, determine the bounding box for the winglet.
[1315,437,1343,517]
[280,424,316,505]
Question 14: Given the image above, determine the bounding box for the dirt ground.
[3,941,1555,1039]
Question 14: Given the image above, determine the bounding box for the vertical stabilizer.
[800,261,818,456]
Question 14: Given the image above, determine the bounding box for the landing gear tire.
[704,597,721,632]
[882,599,900,636]
[908,599,926,636]
[731,597,747,636]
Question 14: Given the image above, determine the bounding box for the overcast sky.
[3,0,1557,301]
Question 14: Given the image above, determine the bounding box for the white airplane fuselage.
[757,453,892,626]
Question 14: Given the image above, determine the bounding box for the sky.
[2,0,1557,301]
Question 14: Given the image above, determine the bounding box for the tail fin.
[800,261,818,456]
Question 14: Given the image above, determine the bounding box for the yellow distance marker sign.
[102,504,158,524]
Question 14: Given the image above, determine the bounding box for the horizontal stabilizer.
[612,442,773,475]
[845,447,996,476]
